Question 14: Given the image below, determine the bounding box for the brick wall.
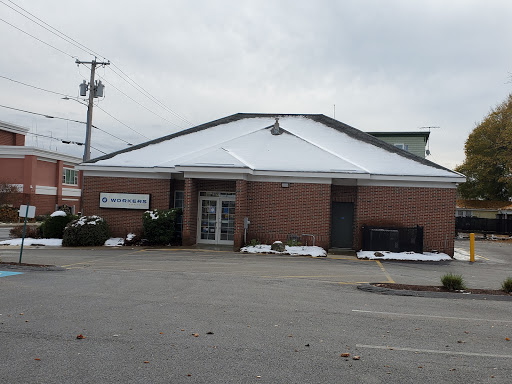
[83,176,171,237]
[355,186,457,255]
[182,178,198,245]
[245,181,331,248]
[234,180,248,248]
[0,130,15,145]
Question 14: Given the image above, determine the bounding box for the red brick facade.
[354,186,456,255]
[83,176,171,237]
[0,130,25,146]
[82,175,457,255]
[243,181,332,249]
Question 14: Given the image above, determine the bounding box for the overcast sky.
[1,0,512,169]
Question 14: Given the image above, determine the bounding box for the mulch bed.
[1,261,55,267]
[0,261,64,271]
[373,283,512,296]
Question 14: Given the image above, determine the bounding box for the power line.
[26,132,107,155]
[2,1,192,132]
[79,63,184,129]
[0,17,76,59]
[0,104,133,145]
[2,0,105,60]
[0,74,72,98]
[1,0,95,59]
[0,75,148,140]
[94,104,149,140]
[0,103,86,124]
[108,64,194,126]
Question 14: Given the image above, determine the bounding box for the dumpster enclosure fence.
[455,216,512,235]
[362,225,424,254]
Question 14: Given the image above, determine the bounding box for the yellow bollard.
[470,233,475,262]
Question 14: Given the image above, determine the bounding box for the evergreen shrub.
[62,216,110,247]
[142,208,181,245]
[40,213,77,239]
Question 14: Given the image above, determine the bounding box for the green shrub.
[35,214,50,222]
[40,213,77,239]
[501,277,512,293]
[62,216,110,247]
[286,239,302,247]
[441,273,467,290]
[142,208,181,245]
[248,238,260,246]
[9,225,41,238]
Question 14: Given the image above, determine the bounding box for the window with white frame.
[394,143,409,151]
[63,168,79,185]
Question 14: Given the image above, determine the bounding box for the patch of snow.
[240,244,327,257]
[50,210,67,217]
[452,248,483,261]
[73,216,102,227]
[0,238,62,246]
[146,210,159,220]
[104,238,124,247]
[357,250,451,261]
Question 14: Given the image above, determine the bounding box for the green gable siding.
[367,132,429,158]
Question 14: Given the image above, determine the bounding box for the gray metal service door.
[331,202,354,248]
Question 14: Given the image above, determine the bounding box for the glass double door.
[198,197,236,244]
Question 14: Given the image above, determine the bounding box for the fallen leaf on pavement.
[340,353,350,357]
[352,356,360,360]
[206,331,214,335]
[76,334,85,339]
[192,333,199,337]
[34,358,40,361]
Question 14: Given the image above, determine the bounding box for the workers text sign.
[100,193,150,210]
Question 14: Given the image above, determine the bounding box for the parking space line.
[375,260,395,283]
[352,310,512,323]
[356,344,512,359]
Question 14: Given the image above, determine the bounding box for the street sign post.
[18,204,36,264]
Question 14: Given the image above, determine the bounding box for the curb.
[0,263,65,272]
[357,283,512,302]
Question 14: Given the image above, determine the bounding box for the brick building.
[0,120,82,214]
[79,114,465,254]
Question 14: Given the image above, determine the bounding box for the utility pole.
[75,58,109,161]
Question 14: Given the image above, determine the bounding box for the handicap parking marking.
[0,271,23,278]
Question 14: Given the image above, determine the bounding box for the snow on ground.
[357,250,451,261]
[452,248,485,261]
[50,210,67,217]
[240,244,327,257]
[104,238,125,247]
[0,237,124,247]
[0,238,62,246]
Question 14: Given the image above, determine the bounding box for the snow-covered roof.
[83,114,464,182]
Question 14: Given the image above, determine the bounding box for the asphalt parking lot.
[1,241,512,383]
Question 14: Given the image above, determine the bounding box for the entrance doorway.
[331,202,354,248]
[197,192,236,245]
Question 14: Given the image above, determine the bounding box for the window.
[394,143,409,151]
[63,168,78,185]
[174,191,184,209]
